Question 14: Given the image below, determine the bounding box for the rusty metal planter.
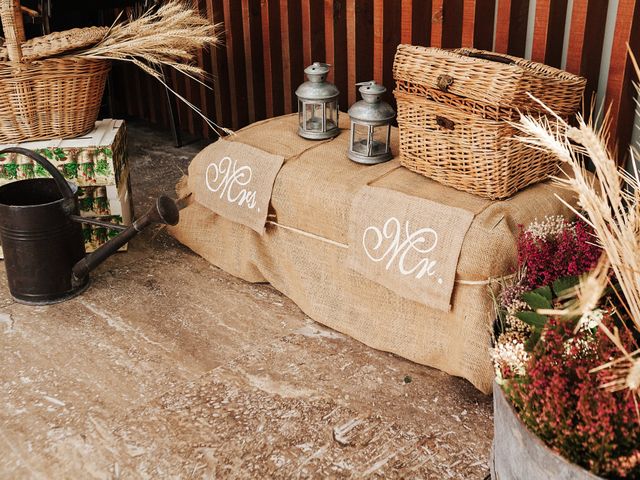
[491,381,603,480]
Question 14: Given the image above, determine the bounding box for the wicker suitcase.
[393,45,586,199]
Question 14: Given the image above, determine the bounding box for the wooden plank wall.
[114,0,640,159]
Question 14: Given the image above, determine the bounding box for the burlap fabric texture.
[170,114,576,393]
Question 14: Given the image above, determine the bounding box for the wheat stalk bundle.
[514,47,640,413]
[78,1,230,135]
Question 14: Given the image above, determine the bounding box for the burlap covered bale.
[170,114,576,393]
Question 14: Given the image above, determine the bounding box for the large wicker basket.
[393,45,586,200]
[0,0,110,143]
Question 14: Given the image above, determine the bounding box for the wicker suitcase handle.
[463,51,515,65]
[0,0,25,62]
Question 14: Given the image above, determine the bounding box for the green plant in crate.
[34,150,48,177]
[95,147,113,177]
[17,161,35,179]
[77,188,94,212]
[79,160,95,180]
[3,160,17,180]
[107,215,123,240]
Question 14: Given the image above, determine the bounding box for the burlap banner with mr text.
[348,186,475,311]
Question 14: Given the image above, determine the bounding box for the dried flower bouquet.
[492,51,640,479]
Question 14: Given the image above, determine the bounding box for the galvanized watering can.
[0,147,179,305]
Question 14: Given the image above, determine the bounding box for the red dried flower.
[504,315,640,478]
[517,219,601,289]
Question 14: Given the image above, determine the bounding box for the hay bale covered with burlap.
[170,114,576,393]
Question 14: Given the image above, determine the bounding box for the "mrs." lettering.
[362,217,442,283]
[205,156,257,209]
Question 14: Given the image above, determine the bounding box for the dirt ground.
[0,121,493,479]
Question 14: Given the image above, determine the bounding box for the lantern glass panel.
[304,102,324,132]
[298,100,304,128]
[326,102,338,130]
[351,123,369,155]
[370,125,390,156]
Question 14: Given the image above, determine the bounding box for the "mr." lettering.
[362,217,441,283]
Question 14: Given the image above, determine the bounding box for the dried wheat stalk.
[78,1,231,135]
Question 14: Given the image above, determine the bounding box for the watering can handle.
[0,147,76,202]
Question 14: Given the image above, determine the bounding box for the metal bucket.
[491,381,603,479]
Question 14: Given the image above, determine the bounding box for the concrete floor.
[0,121,493,479]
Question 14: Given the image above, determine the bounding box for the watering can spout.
[71,195,179,287]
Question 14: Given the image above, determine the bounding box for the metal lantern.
[347,81,395,164]
[295,62,340,140]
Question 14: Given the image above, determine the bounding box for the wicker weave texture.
[393,45,586,117]
[0,0,110,143]
[0,27,109,62]
[394,90,558,200]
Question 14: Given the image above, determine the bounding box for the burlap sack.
[348,186,474,311]
[188,140,284,234]
[170,114,576,393]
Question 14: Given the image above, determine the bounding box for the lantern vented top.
[356,81,387,103]
[304,62,331,82]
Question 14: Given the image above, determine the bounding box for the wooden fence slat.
[205,0,229,130]
[382,0,401,104]
[430,0,444,47]
[346,0,356,105]
[356,0,375,93]
[411,0,431,46]
[473,0,496,49]
[400,0,412,44]
[279,0,293,113]
[531,0,551,61]
[508,0,530,57]
[494,0,512,52]
[324,0,335,82]
[331,0,348,110]
[268,0,286,117]
[287,0,305,112]
[531,0,567,67]
[565,0,588,72]
[374,0,384,82]
[309,0,326,63]
[462,0,476,47]
[606,0,640,161]
[241,0,256,123]
[442,0,464,48]
[248,0,266,122]
[566,0,609,103]
[222,0,238,128]
[302,0,312,66]
[545,0,568,67]
[261,0,274,119]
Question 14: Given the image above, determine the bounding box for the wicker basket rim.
[0,56,110,67]
[454,47,584,83]
[395,44,584,84]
